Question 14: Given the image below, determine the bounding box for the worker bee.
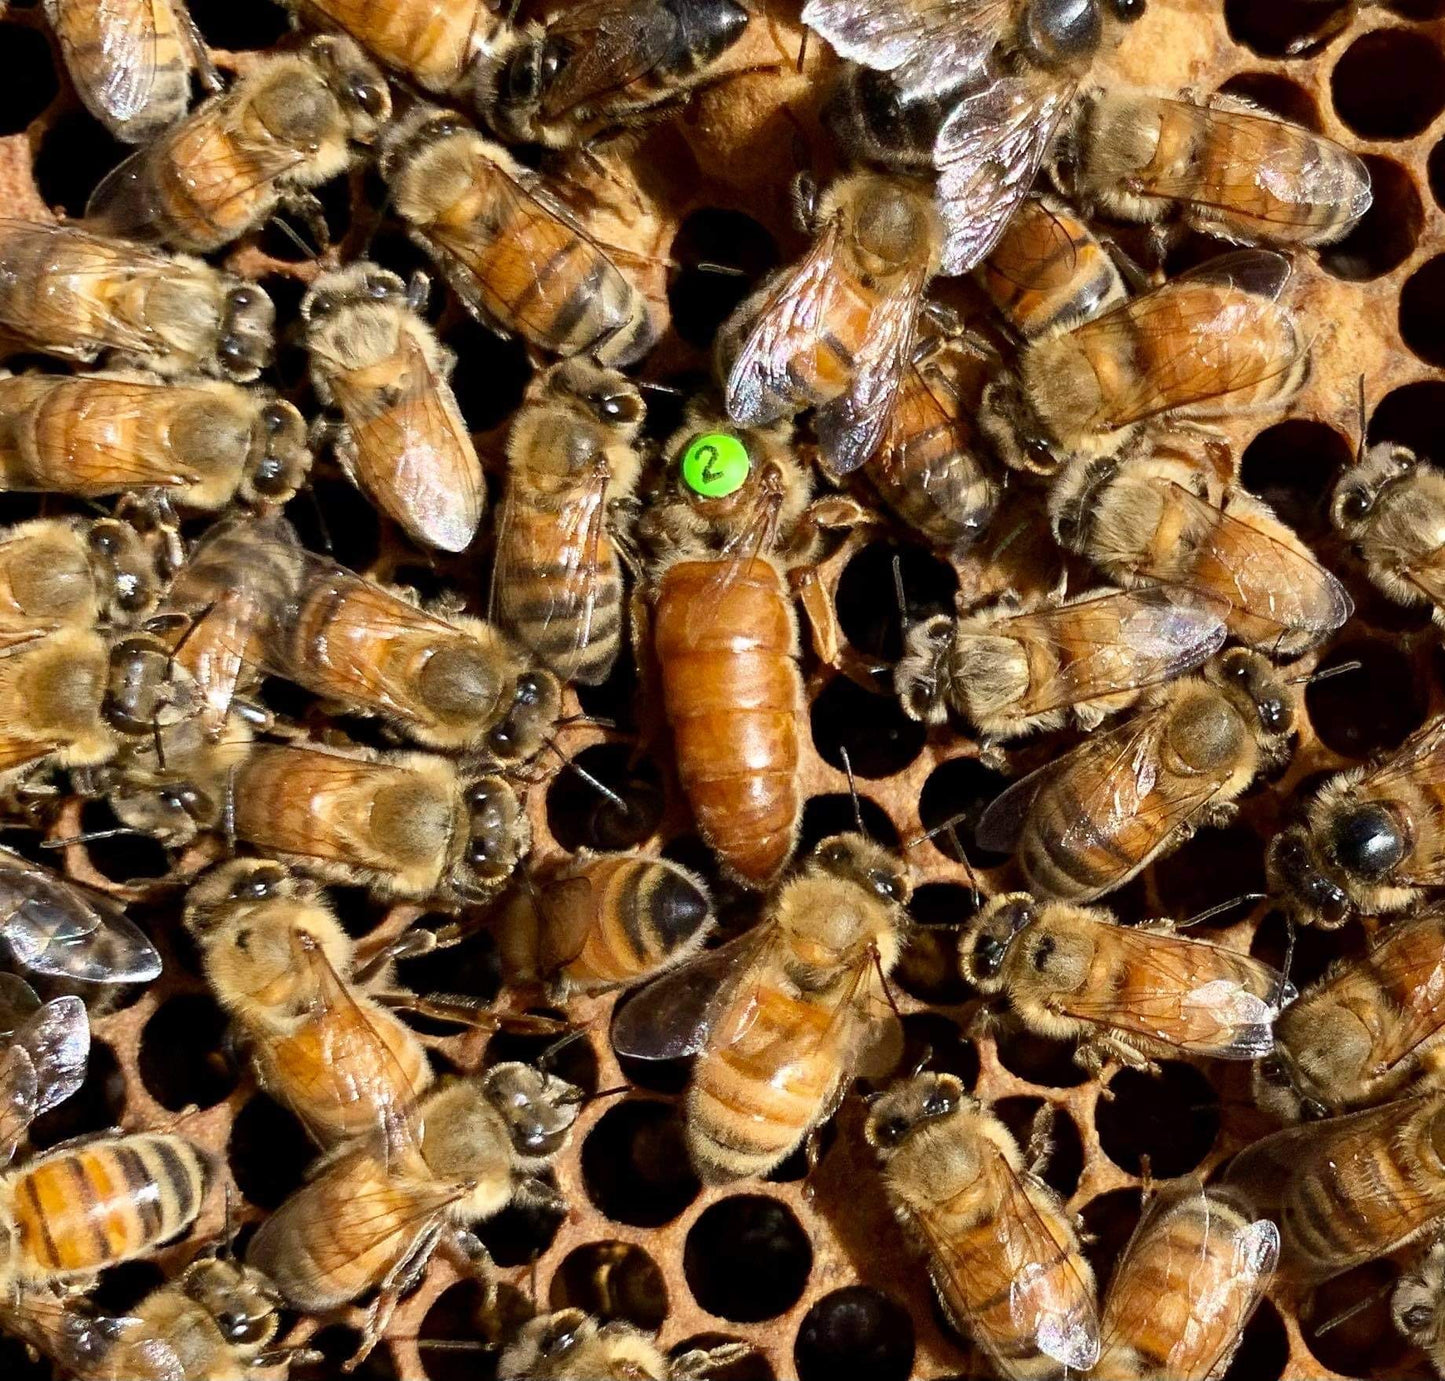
[1223,1089,1445,1282]
[1094,1178,1279,1381]
[43,0,209,144]
[247,1062,581,1366]
[491,358,644,686]
[977,194,1126,339]
[1060,90,1372,249]
[977,648,1294,904]
[1267,713,1445,930]
[614,832,909,1183]
[475,0,750,149]
[302,263,484,555]
[0,628,118,788]
[497,1309,752,1380]
[381,107,656,366]
[497,851,714,998]
[959,893,1293,1077]
[0,220,275,382]
[0,372,310,512]
[895,584,1229,739]
[717,170,944,477]
[86,35,391,254]
[1052,442,1352,659]
[1332,442,1445,630]
[981,250,1308,476]
[865,1072,1099,1378]
[0,517,157,635]
[1256,909,1445,1123]
[1395,1235,1445,1377]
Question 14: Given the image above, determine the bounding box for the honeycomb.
[0,0,1442,1377]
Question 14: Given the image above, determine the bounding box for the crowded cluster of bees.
[0,0,1440,1376]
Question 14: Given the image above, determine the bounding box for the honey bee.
[497,851,714,998]
[86,36,390,254]
[959,893,1293,1076]
[895,584,1229,739]
[1256,909,1445,1122]
[381,107,656,366]
[491,358,644,686]
[981,250,1308,476]
[1267,713,1445,930]
[498,1309,751,1381]
[976,648,1294,904]
[0,517,157,634]
[717,171,944,477]
[247,1062,581,1365]
[1060,90,1373,249]
[1332,442,1445,630]
[1094,1178,1279,1381]
[302,263,485,555]
[1052,443,1352,659]
[1394,1235,1445,1377]
[977,194,1126,339]
[475,0,751,149]
[1223,1090,1445,1283]
[0,372,310,512]
[43,0,210,144]
[0,220,275,382]
[865,1072,1100,1378]
[0,628,119,788]
[613,832,910,1183]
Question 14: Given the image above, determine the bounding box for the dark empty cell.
[1332,28,1445,138]
[395,925,504,1006]
[1319,155,1422,280]
[187,0,288,49]
[419,1280,530,1381]
[797,792,900,854]
[1251,906,1364,991]
[1369,379,1445,463]
[546,743,664,852]
[28,1040,124,1150]
[445,314,533,433]
[992,1097,1083,1199]
[34,107,129,217]
[1225,0,1354,57]
[992,1027,1089,1088]
[1217,71,1320,128]
[475,1179,568,1266]
[766,1120,837,1184]
[1401,257,1445,366]
[662,831,722,884]
[1079,1187,1143,1292]
[1152,824,1266,924]
[898,881,977,1003]
[1305,1260,1410,1377]
[323,885,381,943]
[1431,138,1445,211]
[258,175,352,262]
[810,676,926,779]
[684,1195,812,1322]
[284,474,381,567]
[90,1259,165,1316]
[76,797,171,883]
[917,755,1015,867]
[292,1326,400,1381]
[1306,638,1426,756]
[835,541,959,664]
[794,1287,914,1381]
[0,25,56,135]
[672,1335,775,1381]
[551,1241,668,1330]
[582,1098,701,1226]
[1222,1297,1289,1381]
[668,208,779,349]
[895,1012,979,1091]
[1392,0,1445,12]
[484,1010,599,1096]
[1239,420,1352,538]
[0,1331,51,1381]
[138,991,236,1111]
[575,644,642,734]
[228,1092,317,1210]
[1096,1062,1220,1177]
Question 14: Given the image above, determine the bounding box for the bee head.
[1266,827,1354,929]
[864,1072,966,1154]
[216,283,276,384]
[961,893,1037,988]
[180,1259,282,1356]
[481,1061,583,1160]
[1330,442,1417,539]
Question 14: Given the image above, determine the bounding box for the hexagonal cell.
[1305,637,1428,757]
[28,1039,124,1150]
[798,792,901,853]
[1430,136,1445,211]
[582,1097,701,1227]
[1217,71,1320,129]
[1304,1260,1413,1377]
[291,1326,400,1381]
[992,1096,1084,1199]
[917,755,1014,868]
[1369,379,1445,463]
[0,24,56,136]
[1225,0,1355,58]
[1332,27,1445,139]
[483,1013,599,1097]
[895,1012,980,1092]
[1152,824,1266,925]
[1319,156,1423,282]
[138,990,237,1111]
[419,1280,531,1381]
[1095,1062,1220,1177]
[1239,419,1352,539]
[684,1195,812,1322]
[835,540,959,664]
[475,1182,568,1267]
[897,882,977,1003]
[794,1286,915,1381]
[227,1092,317,1210]
[1401,255,1445,366]
[550,1240,669,1330]
[546,743,665,852]
[668,208,779,349]
[810,675,926,779]
[992,1027,1090,1089]
[1223,1297,1290,1381]
[1080,1186,1144,1291]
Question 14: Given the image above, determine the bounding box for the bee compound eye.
[973,933,1007,978]
[1404,1304,1435,1333]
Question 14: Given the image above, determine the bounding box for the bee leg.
[348,1222,448,1370]
[1198,802,1241,830]
[672,1343,758,1380]
[278,191,331,253]
[1024,1103,1057,1178]
[513,1175,568,1216]
[176,0,223,93]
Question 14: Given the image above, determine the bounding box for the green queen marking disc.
[681,431,750,498]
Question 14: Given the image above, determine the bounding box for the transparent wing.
[532,0,685,114]
[51,0,160,125]
[0,1042,36,1164]
[0,1289,151,1381]
[1347,911,1445,1071]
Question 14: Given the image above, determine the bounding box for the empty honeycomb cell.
[137,991,237,1111]
[0,24,55,136]
[798,791,900,851]
[476,1186,569,1268]
[992,1097,1084,1199]
[1223,1298,1290,1381]
[1079,1186,1145,1290]
[575,647,644,735]
[89,1259,166,1314]
[28,1039,123,1149]
[1216,70,1321,128]
[835,541,960,664]
[1400,255,1445,365]
[1251,904,1369,989]
[285,475,383,570]
[75,799,172,883]
[667,208,780,348]
[1318,154,1424,280]
[896,912,973,1004]
[991,1028,1091,1089]
[546,743,666,852]
[1369,378,1445,461]
[1332,27,1445,138]
[227,1091,317,1210]
[443,314,534,434]
[551,1240,669,1330]
[394,927,504,1008]
[767,1121,837,1184]
[1095,1062,1221,1177]
[0,1333,51,1381]
[794,1286,916,1381]
[1152,824,1266,923]
[257,175,353,263]
[1304,1260,1416,1377]
[187,0,290,50]
[1239,419,1353,539]
[809,675,927,779]
[683,1195,813,1322]
[916,756,1015,868]
[895,1013,980,1091]
[671,1333,776,1381]
[293,1326,401,1381]
[32,107,128,217]
[582,1098,701,1227]
[419,1280,532,1381]
[1305,636,1428,756]
[485,1013,600,1097]
[1224,0,1356,57]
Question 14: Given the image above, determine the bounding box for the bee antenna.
[796,25,809,72]
[908,1043,934,1079]
[1314,1279,1396,1338]
[272,216,320,260]
[694,261,750,278]
[1356,373,1368,466]
[905,811,980,904]
[636,379,684,397]
[892,552,909,624]
[544,740,629,813]
[838,745,866,837]
[1287,659,1362,686]
[40,827,148,849]
[1178,892,1266,928]
[1275,912,1297,1013]
[553,712,617,733]
[537,1025,588,1073]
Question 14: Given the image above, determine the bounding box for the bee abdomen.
[1020,779,1142,901]
[566,856,710,987]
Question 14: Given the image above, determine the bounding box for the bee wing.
[724,215,851,428]
[328,330,483,554]
[1058,924,1290,1059]
[933,71,1074,275]
[0,852,160,984]
[984,586,1230,716]
[526,0,690,115]
[801,0,1007,98]
[49,0,160,127]
[10,995,89,1119]
[814,264,929,476]
[1161,482,1352,649]
[1351,913,1445,1074]
[980,195,1081,293]
[0,1042,36,1164]
[0,1290,148,1381]
[1116,99,1372,240]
